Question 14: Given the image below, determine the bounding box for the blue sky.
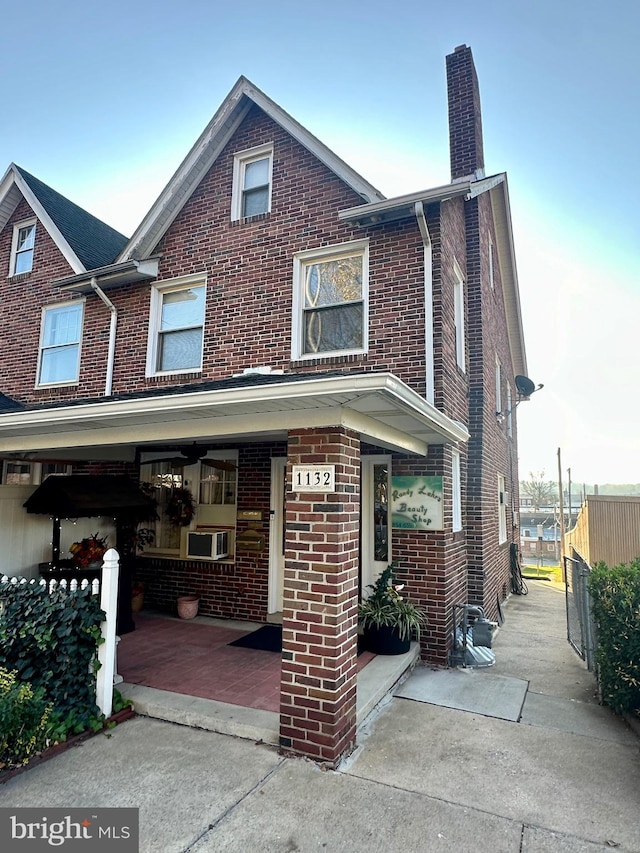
[2,0,638,485]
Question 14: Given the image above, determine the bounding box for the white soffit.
[0,374,469,456]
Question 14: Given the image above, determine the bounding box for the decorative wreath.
[166,487,195,527]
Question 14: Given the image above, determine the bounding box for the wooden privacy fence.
[0,547,120,718]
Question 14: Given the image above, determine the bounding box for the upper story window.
[38,301,84,386]
[506,383,513,437]
[488,238,495,290]
[146,274,206,376]
[231,143,273,220]
[10,220,36,275]
[453,260,466,372]
[292,240,369,360]
[495,356,502,415]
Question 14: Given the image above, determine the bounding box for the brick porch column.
[280,427,360,766]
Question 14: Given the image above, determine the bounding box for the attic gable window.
[292,240,369,359]
[37,301,84,386]
[146,274,206,376]
[231,143,273,220]
[10,220,36,275]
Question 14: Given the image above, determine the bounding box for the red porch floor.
[118,613,374,714]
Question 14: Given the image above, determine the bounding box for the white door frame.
[268,457,287,614]
[361,454,392,596]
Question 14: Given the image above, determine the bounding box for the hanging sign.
[391,476,443,530]
[292,465,335,493]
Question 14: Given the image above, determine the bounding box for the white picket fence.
[0,547,120,718]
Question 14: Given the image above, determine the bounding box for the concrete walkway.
[1,581,638,852]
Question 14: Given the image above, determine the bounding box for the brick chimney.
[446,44,485,181]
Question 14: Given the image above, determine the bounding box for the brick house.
[0,45,526,765]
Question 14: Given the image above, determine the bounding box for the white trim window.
[10,219,36,275]
[292,240,369,359]
[488,237,495,290]
[453,260,466,371]
[451,449,462,532]
[495,356,502,416]
[506,382,513,437]
[1,460,71,485]
[498,473,507,544]
[147,274,206,376]
[37,301,84,386]
[231,143,273,220]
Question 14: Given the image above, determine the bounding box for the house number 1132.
[292,465,335,493]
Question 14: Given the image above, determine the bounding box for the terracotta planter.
[362,624,410,655]
[131,591,145,613]
[177,595,200,619]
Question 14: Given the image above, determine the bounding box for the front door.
[361,455,392,596]
[268,457,287,615]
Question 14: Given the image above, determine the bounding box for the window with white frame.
[488,238,495,290]
[147,275,206,375]
[495,356,502,415]
[10,220,36,275]
[451,449,462,532]
[1,460,71,485]
[506,382,513,437]
[38,301,84,386]
[498,473,507,543]
[231,143,273,220]
[453,260,466,371]
[292,240,368,359]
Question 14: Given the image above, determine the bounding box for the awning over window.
[24,475,156,519]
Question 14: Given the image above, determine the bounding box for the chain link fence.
[564,548,597,672]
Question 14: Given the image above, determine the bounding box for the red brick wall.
[280,427,360,766]
[0,107,435,406]
[446,45,485,180]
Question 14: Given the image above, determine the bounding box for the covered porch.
[0,371,468,765]
[117,611,418,746]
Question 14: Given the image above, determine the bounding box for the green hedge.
[0,580,105,737]
[588,559,640,716]
[0,667,52,766]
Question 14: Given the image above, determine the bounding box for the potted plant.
[358,563,426,655]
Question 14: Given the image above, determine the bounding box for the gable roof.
[0,164,128,274]
[118,76,386,262]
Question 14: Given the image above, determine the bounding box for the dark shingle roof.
[0,393,24,412]
[15,166,129,270]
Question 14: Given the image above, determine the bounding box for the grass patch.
[523,564,563,583]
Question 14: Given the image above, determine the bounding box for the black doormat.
[228,624,283,652]
[228,624,365,655]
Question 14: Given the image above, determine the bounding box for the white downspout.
[89,277,117,397]
[415,202,435,404]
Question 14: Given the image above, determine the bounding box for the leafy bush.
[588,559,640,715]
[0,667,52,767]
[0,580,105,738]
[358,563,426,641]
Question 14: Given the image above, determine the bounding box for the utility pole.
[557,449,566,581]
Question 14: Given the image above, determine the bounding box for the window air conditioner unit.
[186,529,229,561]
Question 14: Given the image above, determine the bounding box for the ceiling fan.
[140,444,237,472]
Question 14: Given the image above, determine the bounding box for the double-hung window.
[232,143,273,220]
[292,240,368,359]
[147,275,206,375]
[38,301,84,386]
[452,449,462,532]
[453,260,466,371]
[10,220,36,275]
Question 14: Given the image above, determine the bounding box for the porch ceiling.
[0,373,469,458]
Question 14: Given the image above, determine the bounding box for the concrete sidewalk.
[1,581,638,852]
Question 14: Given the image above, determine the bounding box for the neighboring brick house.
[0,45,527,765]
